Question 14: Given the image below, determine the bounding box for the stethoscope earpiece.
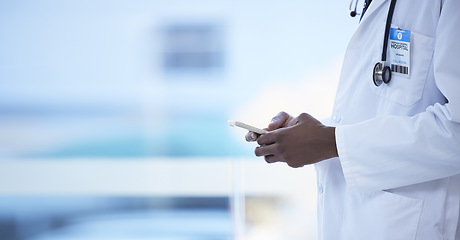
[373,62,392,86]
[348,0,361,17]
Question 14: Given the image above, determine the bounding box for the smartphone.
[227,120,268,134]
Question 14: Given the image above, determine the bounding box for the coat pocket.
[370,28,435,107]
[341,190,423,240]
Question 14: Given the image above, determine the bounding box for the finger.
[264,155,280,164]
[268,112,291,131]
[256,132,278,146]
[245,132,259,142]
[254,144,278,158]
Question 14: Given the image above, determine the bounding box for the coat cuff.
[335,125,361,192]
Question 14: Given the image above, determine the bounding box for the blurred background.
[0,0,357,239]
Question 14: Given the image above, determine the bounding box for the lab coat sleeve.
[336,0,460,193]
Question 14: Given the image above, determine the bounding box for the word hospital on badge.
[389,27,411,78]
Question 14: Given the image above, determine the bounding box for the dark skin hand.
[246,112,338,168]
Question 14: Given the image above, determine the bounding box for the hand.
[245,111,294,142]
[255,113,338,168]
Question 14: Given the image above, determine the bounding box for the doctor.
[246,0,460,239]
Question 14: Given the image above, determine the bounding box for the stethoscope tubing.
[373,0,398,86]
[349,0,399,86]
[381,0,397,62]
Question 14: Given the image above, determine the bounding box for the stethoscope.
[349,0,398,86]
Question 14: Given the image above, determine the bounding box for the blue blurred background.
[0,0,357,239]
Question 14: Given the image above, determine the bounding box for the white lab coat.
[316,0,460,239]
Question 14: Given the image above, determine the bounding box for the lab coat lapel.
[359,0,388,23]
[346,0,388,49]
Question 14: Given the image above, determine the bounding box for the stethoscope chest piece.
[373,62,392,86]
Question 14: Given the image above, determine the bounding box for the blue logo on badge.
[390,28,410,42]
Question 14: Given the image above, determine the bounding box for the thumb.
[289,113,321,127]
[267,111,292,131]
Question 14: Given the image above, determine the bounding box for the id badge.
[389,28,411,78]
